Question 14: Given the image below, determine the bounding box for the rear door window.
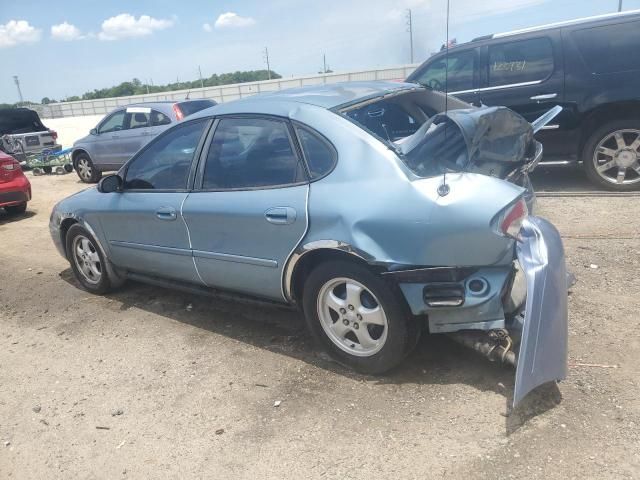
[202,117,305,189]
[572,20,640,74]
[488,37,554,87]
[413,49,476,92]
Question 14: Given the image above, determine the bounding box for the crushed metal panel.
[514,216,568,407]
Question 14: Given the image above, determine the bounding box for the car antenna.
[185,89,191,100]
[437,0,451,197]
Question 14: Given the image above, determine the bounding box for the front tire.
[302,260,419,374]
[4,203,27,215]
[65,224,121,294]
[75,153,102,183]
[583,120,640,191]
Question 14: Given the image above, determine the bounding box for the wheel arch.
[579,101,640,158]
[59,217,79,258]
[284,241,379,304]
[71,148,91,167]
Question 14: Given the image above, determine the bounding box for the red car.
[0,150,31,214]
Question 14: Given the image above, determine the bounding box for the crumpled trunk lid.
[397,106,537,179]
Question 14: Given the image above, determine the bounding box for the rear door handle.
[156,206,177,221]
[530,93,558,101]
[264,207,296,225]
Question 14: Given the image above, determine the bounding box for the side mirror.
[97,174,123,193]
[90,128,98,136]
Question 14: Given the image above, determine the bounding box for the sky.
[1,0,639,103]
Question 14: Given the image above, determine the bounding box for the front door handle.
[530,93,558,101]
[264,207,296,225]
[156,206,177,221]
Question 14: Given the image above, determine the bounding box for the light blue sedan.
[50,82,568,406]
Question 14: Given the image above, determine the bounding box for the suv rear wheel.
[583,120,640,191]
[75,153,102,183]
[302,260,420,374]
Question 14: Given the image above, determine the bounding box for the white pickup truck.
[0,108,61,164]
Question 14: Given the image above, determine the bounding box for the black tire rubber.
[75,153,102,184]
[65,224,119,294]
[63,163,73,173]
[583,119,640,191]
[302,260,420,374]
[4,202,27,215]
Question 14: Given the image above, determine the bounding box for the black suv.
[407,10,640,191]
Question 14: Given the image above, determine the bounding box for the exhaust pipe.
[447,329,517,367]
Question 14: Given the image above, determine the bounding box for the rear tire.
[75,153,102,183]
[583,119,640,191]
[302,260,420,374]
[65,224,122,294]
[4,203,27,215]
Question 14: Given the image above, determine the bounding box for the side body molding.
[282,240,375,302]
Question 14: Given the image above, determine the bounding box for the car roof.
[196,81,423,115]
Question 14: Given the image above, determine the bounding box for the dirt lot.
[1,170,639,479]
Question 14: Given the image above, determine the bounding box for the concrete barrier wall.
[45,115,103,149]
[35,64,419,120]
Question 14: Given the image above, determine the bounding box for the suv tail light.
[494,197,528,240]
[49,129,58,141]
[173,104,185,121]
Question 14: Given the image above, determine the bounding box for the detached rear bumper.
[513,216,568,406]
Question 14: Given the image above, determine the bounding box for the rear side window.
[202,117,305,189]
[414,50,476,92]
[177,100,216,118]
[295,126,337,179]
[573,20,640,74]
[124,119,208,190]
[488,37,554,87]
[151,110,171,126]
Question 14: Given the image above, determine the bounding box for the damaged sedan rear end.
[49,81,567,407]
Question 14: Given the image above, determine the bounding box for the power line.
[263,47,271,80]
[13,75,24,103]
[406,9,414,64]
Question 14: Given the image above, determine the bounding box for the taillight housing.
[49,129,58,141]
[173,104,184,121]
[1,161,19,171]
[494,197,528,240]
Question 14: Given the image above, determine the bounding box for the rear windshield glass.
[177,100,216,117]
[345,100,424,142]
[573,20,640,74]
[0,109,47,135]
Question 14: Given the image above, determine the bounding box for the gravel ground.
[1,171,639,479]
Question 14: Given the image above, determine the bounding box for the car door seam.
[180,193,208,287]
[280,183,310,302]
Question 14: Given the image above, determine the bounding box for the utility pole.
[406,9,414,64]
[618,0,623,11]
[13,75,24,103]
[198,65,204,88]
[263,47,271,80]
[323,54,327,74]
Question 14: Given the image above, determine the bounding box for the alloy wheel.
[592,129,640,186]
[77,158,92,181]
[317,277,388,357]
[72,235,102,285]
